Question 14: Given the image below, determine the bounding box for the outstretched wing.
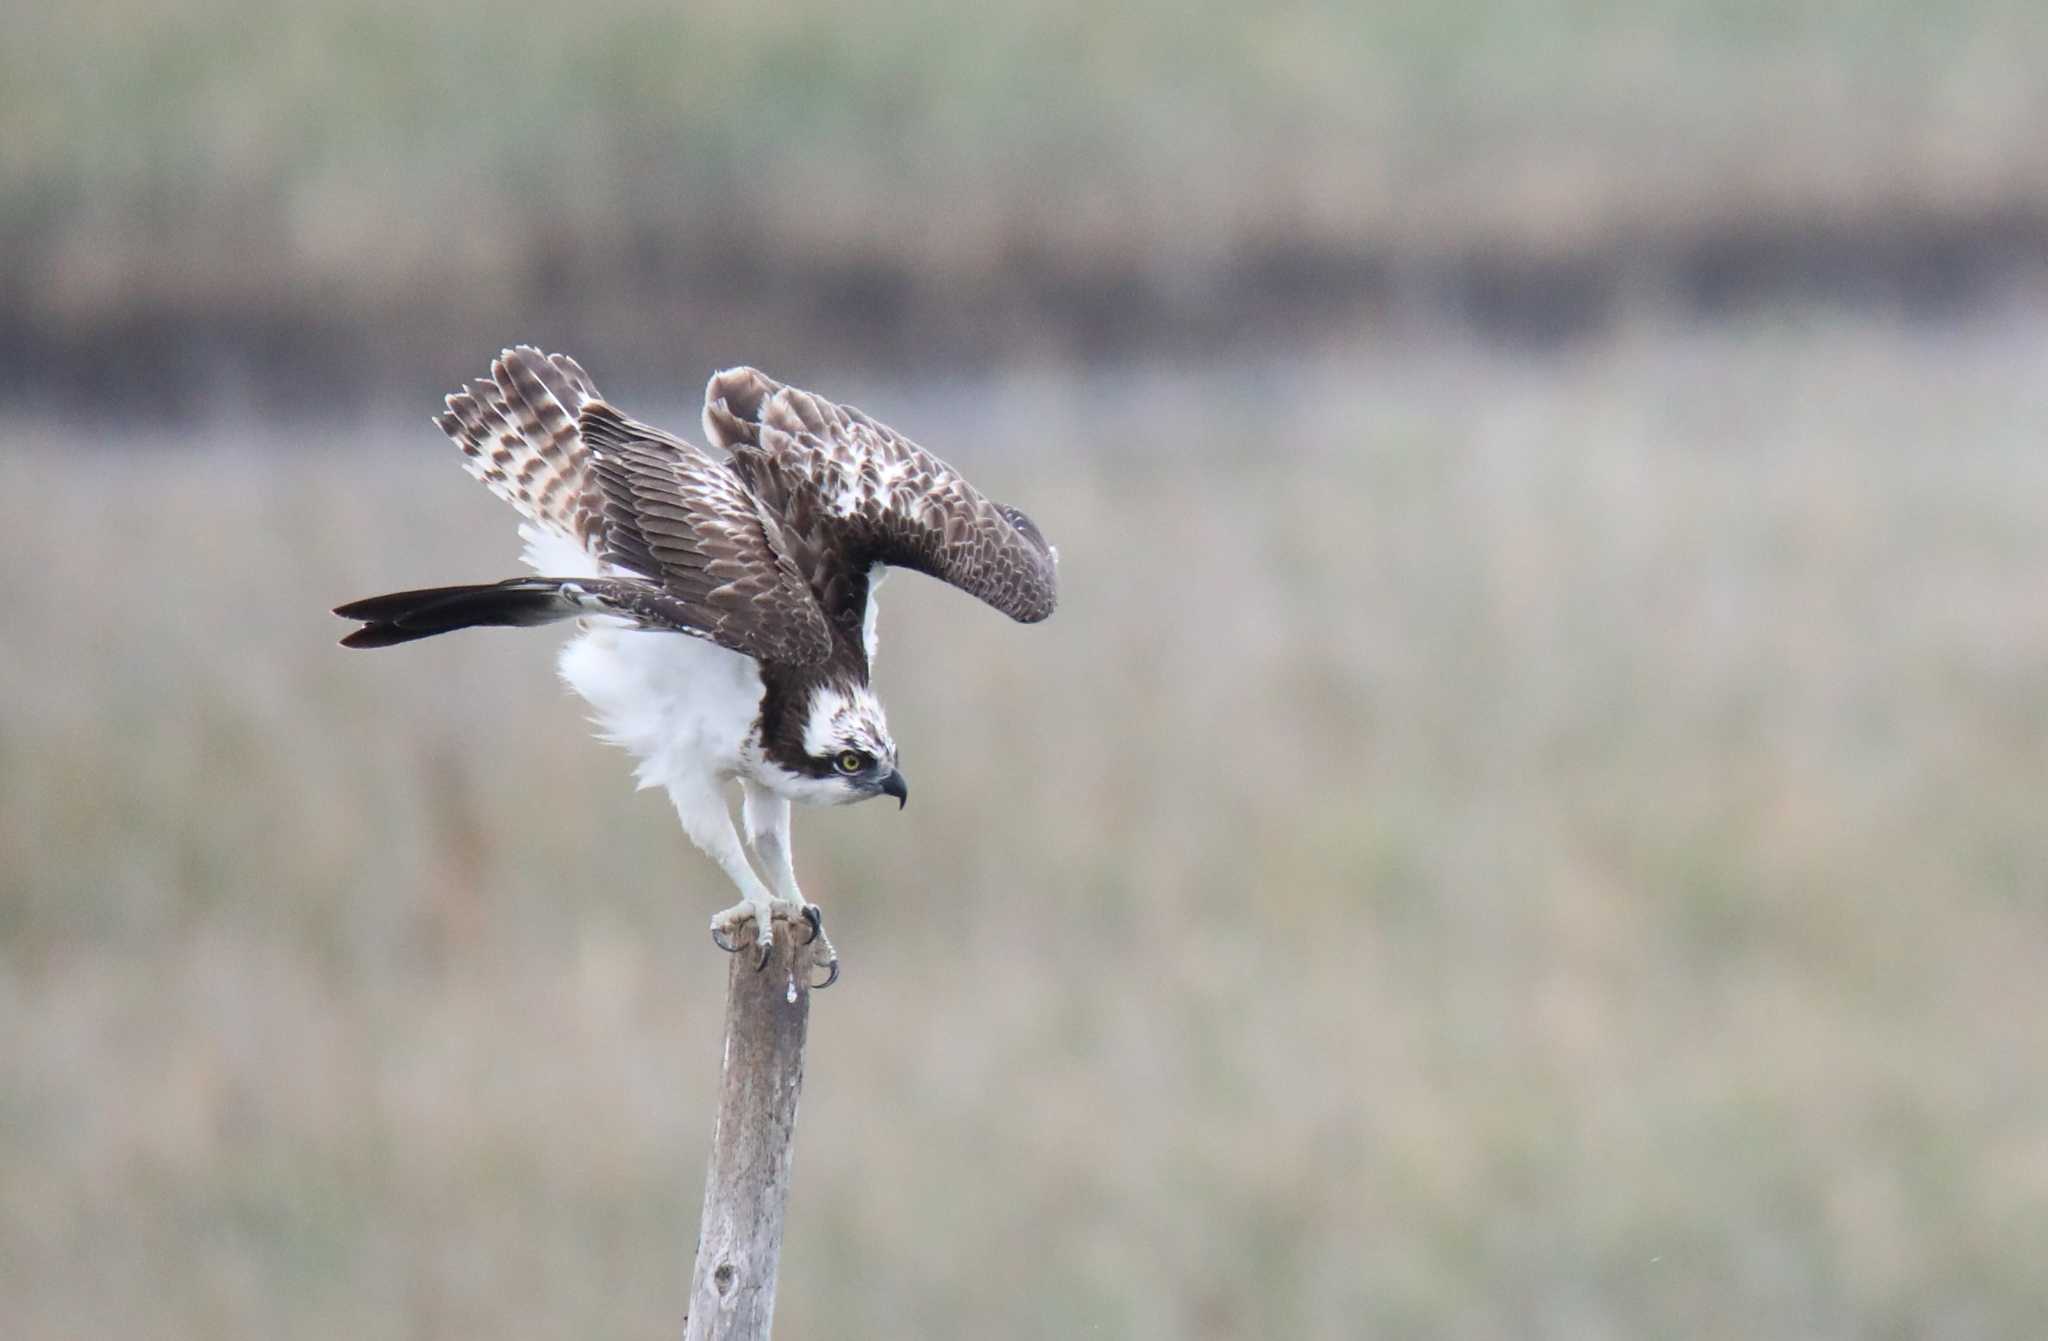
[578,405,833,666]
[700,368,1060,632]
[436,347,609,556]
[433,348,832,667]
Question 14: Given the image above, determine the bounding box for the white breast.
[863,562,887,663]
[557,623,764,793]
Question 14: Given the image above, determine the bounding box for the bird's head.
[795,680,907,808]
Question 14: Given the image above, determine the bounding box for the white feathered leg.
[670,776,793,965]
[742,781,838,987]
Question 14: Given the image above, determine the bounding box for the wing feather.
[435,347,608,555]
[580,404,834,666]
[701,368,1059,626]
[433,348,833,667]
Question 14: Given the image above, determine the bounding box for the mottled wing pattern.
[579,404,834,666]
[435,347,608,555]
[701,368,1059,628]
[433,348,832,666]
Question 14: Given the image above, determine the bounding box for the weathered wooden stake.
[684,933,813,1341]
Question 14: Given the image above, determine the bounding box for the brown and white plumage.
[335,348,1058,981]
[704,366,1059,632]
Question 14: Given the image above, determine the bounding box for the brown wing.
[578,403,834,667]
[434,347,831,667]
[436,347,609,555]
[700,368,1060,629]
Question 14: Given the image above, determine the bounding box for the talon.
[711,925,739,954]
[799,905,823,945]
[755,940,772,972]
[811,957,840,991]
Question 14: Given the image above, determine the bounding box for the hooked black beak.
[880,769,909,809]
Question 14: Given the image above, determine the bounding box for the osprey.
[335,348,1058,986]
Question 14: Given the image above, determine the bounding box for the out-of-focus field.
[17,0,2047,272]
[4,322,2048,1338]
[13,0,2048,407]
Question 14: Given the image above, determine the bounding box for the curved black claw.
[799,905,823,945]
[810,957,841,991]
[712,923,772,969]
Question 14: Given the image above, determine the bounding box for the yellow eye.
[835,750,866,775]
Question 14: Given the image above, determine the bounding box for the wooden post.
[684,933,814,1341]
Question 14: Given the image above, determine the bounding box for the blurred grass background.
[7,0,2048,408]
[6,2,2048,1338]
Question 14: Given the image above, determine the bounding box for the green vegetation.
[10,1,2047,337]
[5,320,2046,1336]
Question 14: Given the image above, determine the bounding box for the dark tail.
[333,579,581,649]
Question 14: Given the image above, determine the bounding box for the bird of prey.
[335,348,1058,986]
